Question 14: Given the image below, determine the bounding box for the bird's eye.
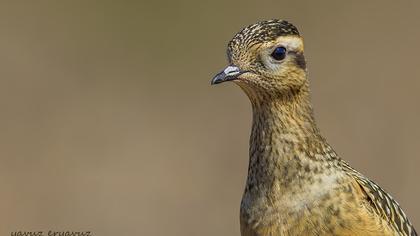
[271,47,287,61]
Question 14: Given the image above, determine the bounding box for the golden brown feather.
[212,19,417,236]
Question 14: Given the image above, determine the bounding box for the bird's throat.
[245,83,322,194]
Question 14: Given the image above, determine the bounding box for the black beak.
[211,65,245,85]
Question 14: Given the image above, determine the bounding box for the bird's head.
[212,20,307,100]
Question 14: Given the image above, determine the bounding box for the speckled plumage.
[212,20,417,236]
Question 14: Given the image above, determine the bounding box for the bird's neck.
[250,83,319,142]
[245,82,325,193]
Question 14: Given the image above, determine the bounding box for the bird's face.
[212,20,307,98]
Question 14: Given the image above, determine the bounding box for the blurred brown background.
[1,1,419,235]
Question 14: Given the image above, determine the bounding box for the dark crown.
[227,20,300,59]
[228,20,299,47]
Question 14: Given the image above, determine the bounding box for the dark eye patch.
[288,51,306,70]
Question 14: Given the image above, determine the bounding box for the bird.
[211,19,417,236]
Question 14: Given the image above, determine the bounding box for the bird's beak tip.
[211,65,243,86]
[210,75,224,85]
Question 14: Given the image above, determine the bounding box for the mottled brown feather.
[213,19,417,236]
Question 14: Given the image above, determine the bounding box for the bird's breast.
[240,170,346,235]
